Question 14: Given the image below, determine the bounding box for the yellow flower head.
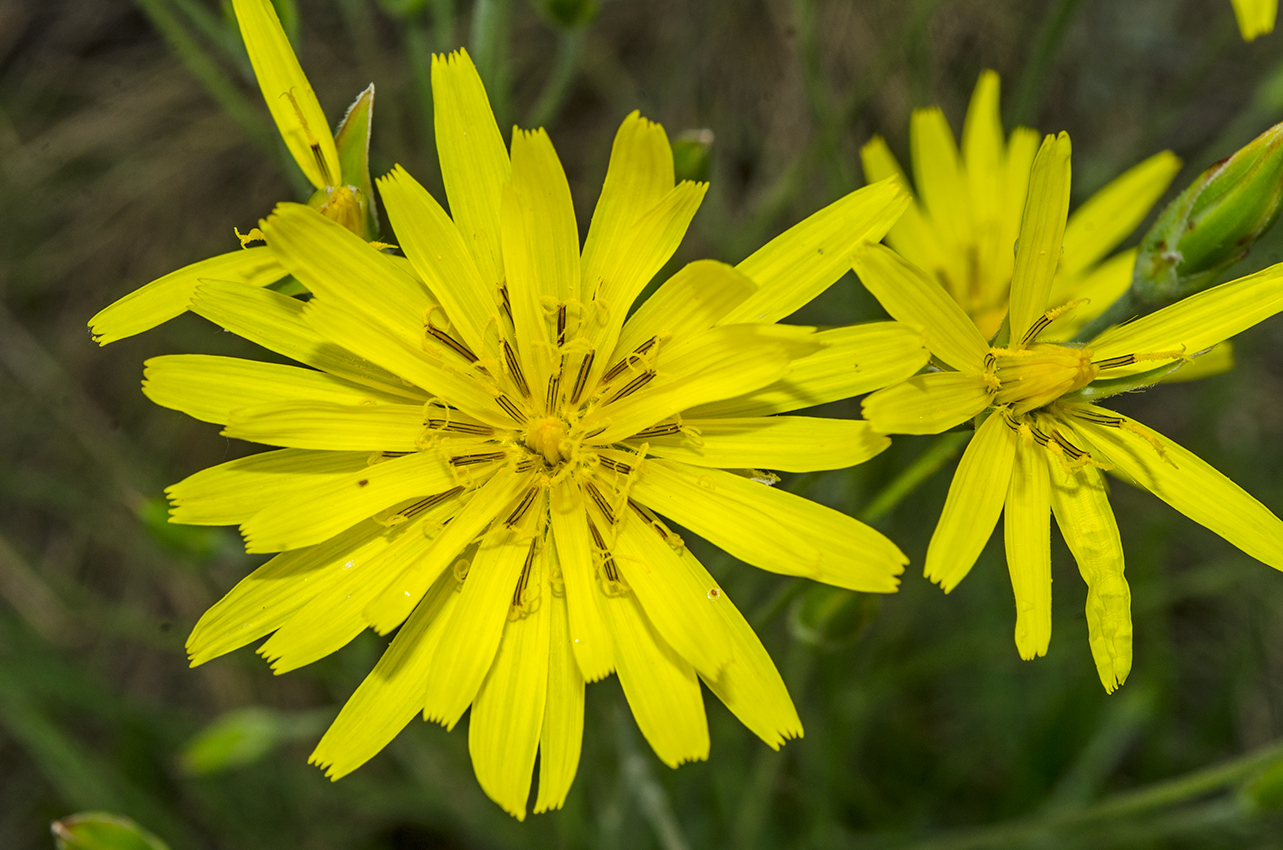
[1232,0,1277,40]
[145,50,929,818]
[87,0,376,345]
[861,71,1181,340]
[854,132,1283,693]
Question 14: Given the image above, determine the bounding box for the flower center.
[989,343,1098,415]
[309,184,366,236]
[524,416,570,465]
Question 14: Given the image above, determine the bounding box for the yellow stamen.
[990,343,1099,415]
[525,417,570,465]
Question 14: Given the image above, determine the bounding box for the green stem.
[1008,0,1084,127]
[526,29,584,129]
[884,738,1283,850]
[860,431,971,526]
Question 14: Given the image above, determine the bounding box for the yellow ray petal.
[1072,409,1283,570]
[239,449,466,553]
[311,568,461,779]
[687,322,929,418]
[641,416,889,473]
[533,584,585,814]
[678,549,802,748]
[186,519,390,665]
[469,544,551,821]
[432,50,511,287]
[1004,443,1052,660]
[549,480,615,681]
[142,354,407,425]
[377,166,497,359]
[88,247,285,345]
[613,260,757,361]
[1047,459,1131,692]
[609,505,734,680]
[1087,263,1283,370]
[910,107,970,262]
[1045,248,1134,337]
[852,242,991,372]
[861,371,991,436]
[1060,151,1181,279]
[924,412,1017,591]
[725,178,910,325]
[962,71,1003,243]
[365,468,530,635]
[190,280,419,398]
[232,0,339,189]
[167,448,370,526]
[1232,0,1277,40]
[1008,133,1072,345]
[582,325,810,445]
[223,401,427,451]
[423,524,535,730]
[597,590,708,768]
[1164,342,1234,382]
[580,111,676,308]
[999,127,1042,289]
[860,136,950,276]
[628,457,905,592]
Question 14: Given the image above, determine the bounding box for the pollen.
[991,343,1099,415]
[524,416,570,466]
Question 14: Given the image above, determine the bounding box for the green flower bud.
[1133,122,1283,304]
[309,84,379,241]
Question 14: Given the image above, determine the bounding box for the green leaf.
[51,813,170,850]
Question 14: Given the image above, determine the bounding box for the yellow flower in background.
[861,71,1181,341]
[1232,0,1277,40]
[853,132,1283,692]
[88,0,376,345]
[147,51,928,818]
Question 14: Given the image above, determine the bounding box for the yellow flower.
[1233,0,1277,40]
[88,0,376,345]
[853,132,1283,693]
[861,71,1181,341]
[146,50,927,818]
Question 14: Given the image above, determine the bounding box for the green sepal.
[332,84,380,240]
[51,813,171,850]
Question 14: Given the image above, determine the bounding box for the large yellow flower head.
[861,71,1181,340]
[144,50,931,818]
[853,132,1283,693]
[88,0,376,345]
[1233,0,1277,40]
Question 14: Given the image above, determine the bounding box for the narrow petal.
[859,136,950,275]
[1232,0,1277,40]
[1047,460,1131,692]
[910,107,970,259]
[852,242,990,372]
[642,416,889,473]
[310,568,461,779]
[678,549,801,748]
[1060,151,1181,279]
[628,457,906,592]
[186,520,389,664]
[1073,409,1283,570]
[378,165,497,358]
[613,260,757,361]
[725,179,910,325]
[88,248,284,345]
[924,412,1017,591]
[223,401,427,451]
[549,480,615,681]
[861,371,991,436]
[1000,128,1042,282]
[167,448,370,526]
[688,323,929,418]
[1004,442,1052,660]
[469,545,551,821]
[597,591,709,768]
[1087,263,1283,369]
[190,280,418,398]
[961,71,1004,243]
[1164,342,1234,383]
[423,525,535,730]
[1008,133,1072,345]
[609,505,735,680]
[533,585,585,814]
[432,50,511,287]
[142,354,407,425]
[239,449,465,554]
[1045,249,1134,336]
[233,0,338,188]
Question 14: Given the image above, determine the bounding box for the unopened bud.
[329,84,379,240]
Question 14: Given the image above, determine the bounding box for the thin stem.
[526,29,585,129]
[859,431,971,526]
[614,704,691,850]
[1008,0,1084,127]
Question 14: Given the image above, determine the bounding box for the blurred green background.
[6,0,1283,847]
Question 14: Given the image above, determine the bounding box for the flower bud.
[323,84,379,240]
[1133,122,1283,304]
